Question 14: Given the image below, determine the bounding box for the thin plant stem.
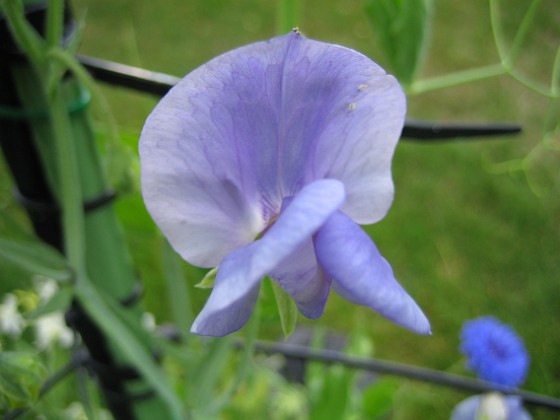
[0,0,45,67]
[45,0,64,48]
[508,0,542,64]
[551,47,560,96]
[413,0,556,97]
[205,301,261,413]
[509,67,556,98]
[161,238,193,340]
[489,0,508,64]
[409,64,505,95]
[47,87,87,278]
[488,0,555,98]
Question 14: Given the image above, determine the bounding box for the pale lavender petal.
[190,243,262,336]
[314,211,430,334]
[191,179,344,336]
[140,32,404,267]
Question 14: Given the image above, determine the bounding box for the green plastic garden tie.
[0,84,91,120]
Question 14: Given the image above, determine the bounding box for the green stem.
[489,0,508,64]
[277,0,300,34]
[508,0,542,64]
[508,67,556,98]
[0,0,46,67]
[46,47,121,150]
[409,64,505,95]
[551,47,560,97]
[45,0,64,48]
[161,238,193,340]
[47,86,87,278]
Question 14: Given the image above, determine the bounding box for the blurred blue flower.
[460,316,529,388]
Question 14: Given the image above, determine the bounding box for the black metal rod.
[76,55,521,141]
[250,340,560,411]
[401,119,522,140]
[78,55,180,97]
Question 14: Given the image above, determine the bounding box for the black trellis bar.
[249,340,560,411]
[77,55,522,141]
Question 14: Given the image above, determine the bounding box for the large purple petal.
[140,31,404,267]
[191,179,344,336]
[314,211,430,334]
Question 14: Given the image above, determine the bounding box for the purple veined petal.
[191,179,345,336]
[314,211,430,334]
[140,31,404,267]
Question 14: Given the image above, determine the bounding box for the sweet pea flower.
[140,31,430,336]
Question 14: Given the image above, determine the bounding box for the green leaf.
[270,279,298,337]
[74,280,184,419]
[0,352,46,408]
[364,0,432,87]
[27,286,73,320]
[361,377,399,418]
[195,267,218,289]
[309,364,353,420]
[0,237,73,282]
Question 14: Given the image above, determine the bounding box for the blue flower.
[140,31,430,336]
[460,316,530,388]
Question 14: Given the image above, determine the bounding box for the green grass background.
[1,0,559,417]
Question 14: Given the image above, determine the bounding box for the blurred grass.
[1,0,558,417]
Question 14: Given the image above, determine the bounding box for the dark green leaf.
[364,0,432,87]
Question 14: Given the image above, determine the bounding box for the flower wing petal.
[314,211,430,334]
[191,179,344,336]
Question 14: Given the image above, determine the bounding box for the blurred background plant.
[0,0,558,418]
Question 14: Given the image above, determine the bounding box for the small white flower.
[141,312,156,332]
[34,276,59,302]
[0,293,25,336]
[35,312,74,350]
[451,393,532,420]
[477,393,507,420]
